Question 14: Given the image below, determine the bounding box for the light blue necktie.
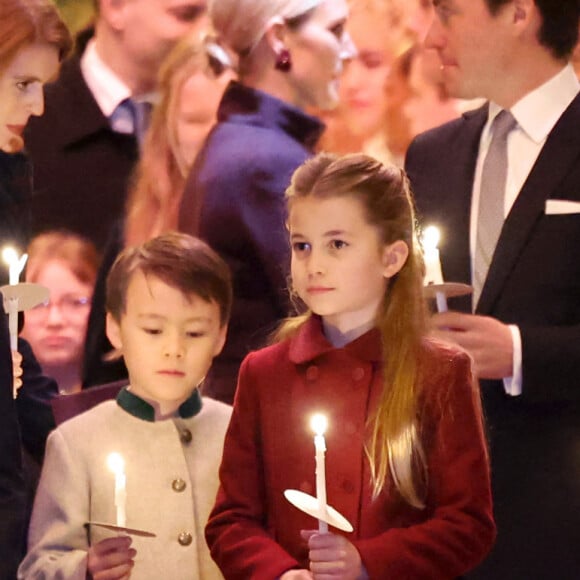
[473,110,518,306]
[110,98,152,147]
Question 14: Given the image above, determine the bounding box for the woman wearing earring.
[179,0,356,404]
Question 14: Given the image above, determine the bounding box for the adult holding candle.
[0,0,70,573]
[405,0,580,576]
[206,153,495,579]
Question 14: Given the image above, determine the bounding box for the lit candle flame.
[107,452,125,475]
[311,413,328,437]
[422,226,440,252]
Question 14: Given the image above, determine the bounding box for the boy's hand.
[88,536,136,580]
[280,570,313,579]
[11,350,22,397]
[302,530,366,580]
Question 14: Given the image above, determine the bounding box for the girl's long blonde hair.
[281,152,428,508]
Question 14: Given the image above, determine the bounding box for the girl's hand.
[302,530,366,580]
[280,570,314,579]
[11,350,22,397]
[88,536,136,580]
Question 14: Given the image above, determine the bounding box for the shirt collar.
[116,386,203,422]
[80,40,132,118]
[488,64,580,144]
[288,315,383,365]
[218,81,325,150]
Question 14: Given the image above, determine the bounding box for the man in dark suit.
[24,0,208,250]
[405,0,580,578]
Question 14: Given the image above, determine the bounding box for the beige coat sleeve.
[18,428,90,579]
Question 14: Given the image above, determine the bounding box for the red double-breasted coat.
[206,316,495,579]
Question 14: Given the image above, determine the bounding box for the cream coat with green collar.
[19,397,231,579]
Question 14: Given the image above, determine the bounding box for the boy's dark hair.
[106,232,232,326]
[485,0,579,59]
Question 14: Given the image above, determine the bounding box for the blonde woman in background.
[124,32,235,247]
[318,0,417,162]
[178,0,356,404]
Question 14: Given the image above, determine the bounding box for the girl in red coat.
[205,152,495,580]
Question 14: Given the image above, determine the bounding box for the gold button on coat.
[172,478,186,492]
[177,532,192,546]
[180,429,192,444]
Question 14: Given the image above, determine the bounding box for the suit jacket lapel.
[440,105,488,312]
[477,93,580,314]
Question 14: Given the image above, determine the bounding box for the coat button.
[352,367,365,382]
[180,428,192,444]
[178,532,192,546]
[341,480,355,494]
[172,478,186,492]
[306,365,319,381]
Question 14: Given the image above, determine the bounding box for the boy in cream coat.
[19,233,233,579]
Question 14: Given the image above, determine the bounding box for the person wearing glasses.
[22,231,100,396]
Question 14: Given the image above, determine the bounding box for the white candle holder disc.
[0,283,49,311]
[423,282,473,301]
[284,489,353,533]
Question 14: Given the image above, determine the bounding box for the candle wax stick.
[314,434,328,533]
[116,473,127,528]
[435,291,448,313]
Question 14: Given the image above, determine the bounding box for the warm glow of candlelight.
[107,452,125,475]
[2,247,18,267]
[311,413,328,437]
[2,247,28,285]
[422,226,440,252]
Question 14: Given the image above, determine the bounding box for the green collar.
[116,387,203,422]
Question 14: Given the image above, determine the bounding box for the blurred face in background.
[117,0,210,73]
[339,1,413,140]
[174,58,235,168]
[284,0,356,111]
[0,42,59,153]
[22,260,93,371]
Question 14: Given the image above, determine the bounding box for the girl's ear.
[382,240,409,279]
[105,313,123,351]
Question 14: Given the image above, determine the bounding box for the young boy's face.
[106,270,226,418]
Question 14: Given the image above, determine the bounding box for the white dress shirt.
[80,40,155,135]
[469,64,580,395]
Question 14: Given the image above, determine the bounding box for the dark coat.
[0,304,25,580]
[179,82,324,404]
[405,98,580,579]
[23,53,138,251]
[206,316,495,579]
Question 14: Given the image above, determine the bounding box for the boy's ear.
[382,240,409,279]
[213,324,228,357]
[105,313,123,351]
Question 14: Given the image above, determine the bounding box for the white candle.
[107,453,127,528]
[310,413,328,533]
[2,248,28,394]
[422,226,447,313]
